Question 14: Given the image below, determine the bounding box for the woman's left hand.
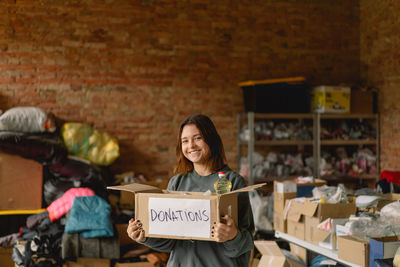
[213,215,238,242]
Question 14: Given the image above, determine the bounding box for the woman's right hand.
[127,219,146,242]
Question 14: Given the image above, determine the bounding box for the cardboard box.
[63,258,110,267]
[119,182,135,209]
[274,179,327,198]
[351,90,377,114]
[304,216,330,245]
[369,236,400,267]
[0,152,43,210]
[119,180,169,209]
[274,180,297,194]
[254,241,304,267]
[337,235,369,267]
[289,243,307,264]
[294,200,355,222]
[107,183,265,241]
[312,218,348,249]
[286,201,306,240]
[312,86,350,113]
[274,192,296,214]
[285,199,356,241]
[305,216,348,247]
[0,247,14,267]
[273,210,287,233]
[295,178,327,197]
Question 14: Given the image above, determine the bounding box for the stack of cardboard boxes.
[273,179,400,267]
[273,179,359,265]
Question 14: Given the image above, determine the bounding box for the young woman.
[127,114,254,267]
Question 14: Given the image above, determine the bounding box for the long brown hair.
[174,114,226,175]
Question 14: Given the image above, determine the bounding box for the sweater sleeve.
[222,176,255,258]
[141,237,177,253]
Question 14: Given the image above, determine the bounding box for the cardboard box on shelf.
[295,178,327,197]
[274,178,327,198]
[305,216,349,248]
[297,200,355,222]
[254,241,304,267]
[0,152,43,210]
[274,180,297,194]
[107,183,265,241]
[304,216,330,245]
[337,235,369,267]
[286,201,306,240]
[312,86,350,114]
[273,210,287,233]
[274,192,296,214]
[369,236,400,267]
[285,199,356,241]
[351,90,377,114]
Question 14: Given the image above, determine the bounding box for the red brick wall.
[0,0,360,180]
[360,0,400,171]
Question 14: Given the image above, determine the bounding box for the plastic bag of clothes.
[0,107,56,133]
[61,123,119,166]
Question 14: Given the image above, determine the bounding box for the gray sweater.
[143,165,255,267]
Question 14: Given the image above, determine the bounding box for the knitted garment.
[47,187,95,221]
[64,195,113,238]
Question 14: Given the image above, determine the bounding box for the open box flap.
[254,241,287,267]
[107,183,163,194]
[108,182,266,195]
[254,241,285,257]
[286,201,303,222]
[225,183,267,195]
[302,202,319,217]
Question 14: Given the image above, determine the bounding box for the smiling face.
[181,124,211,168]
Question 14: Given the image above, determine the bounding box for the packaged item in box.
[312,86,350,113]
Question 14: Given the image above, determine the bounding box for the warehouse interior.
[0,0,400,266]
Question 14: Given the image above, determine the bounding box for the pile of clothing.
[0,107,168,266]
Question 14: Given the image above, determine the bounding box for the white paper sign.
[148,197,211,238]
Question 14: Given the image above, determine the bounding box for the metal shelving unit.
[275,231,363,267]
[238,112,379,186]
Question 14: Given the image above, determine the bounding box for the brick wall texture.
[0,0,362,180]
[360,0,400,171]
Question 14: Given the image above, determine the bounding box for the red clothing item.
[380,170,400,185]
[47,187,95,221]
